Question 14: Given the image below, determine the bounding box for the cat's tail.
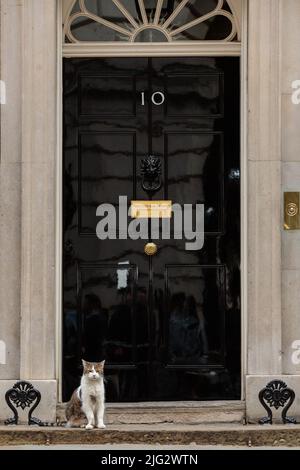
[37,420,67,427]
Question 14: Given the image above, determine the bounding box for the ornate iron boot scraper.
[4,380,46,426]
[258,380,296,424]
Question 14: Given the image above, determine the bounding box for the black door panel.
[63,57,240,402]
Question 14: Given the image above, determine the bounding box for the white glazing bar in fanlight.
[112,0,139,28]
[216,0,224,11]
[138,0,148,25]
[170,11,235,38]
[154,0,164,25]
[162,0,189,30]
[79,0,88,13]
[68,11,133,41]
[65,18,79,44]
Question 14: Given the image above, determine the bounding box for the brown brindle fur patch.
[65,388,87,428]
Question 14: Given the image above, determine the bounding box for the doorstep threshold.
[57,401,245,425]
[105,400,244,409]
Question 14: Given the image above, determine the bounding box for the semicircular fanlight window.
[64,0,239,43]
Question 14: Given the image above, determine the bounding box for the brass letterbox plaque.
[131,201,172,219]
[284,192,300,230]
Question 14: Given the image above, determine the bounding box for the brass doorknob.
[144,242,158,256]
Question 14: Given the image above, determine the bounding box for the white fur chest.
[80,377,104,401]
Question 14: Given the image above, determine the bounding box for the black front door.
[63,57,240,402]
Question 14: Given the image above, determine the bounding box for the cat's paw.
[96,423,106,429]
[85,423,94,430]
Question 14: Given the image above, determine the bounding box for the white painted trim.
[63,0,240,44]
[56,0,63,401]
[57,0,247,402]
[240,0,248,402]
[62,0,76,26]
[227,0,242,40]
[62,0,243,39]
[63,41,241,58]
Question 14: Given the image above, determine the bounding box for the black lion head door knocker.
[140,155,162,197]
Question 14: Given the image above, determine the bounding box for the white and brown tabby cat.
[66,359,106,429]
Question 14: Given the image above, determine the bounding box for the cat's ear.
[100,360,105,369]
[82,359,87,368]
